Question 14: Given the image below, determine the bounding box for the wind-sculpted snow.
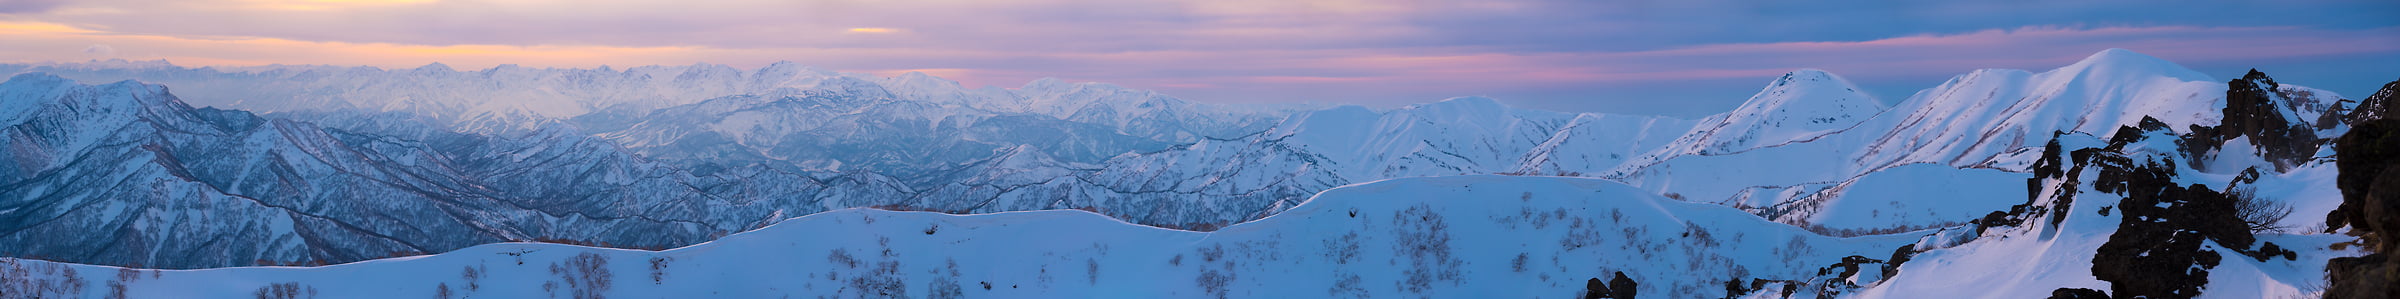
[0,176,1922,298]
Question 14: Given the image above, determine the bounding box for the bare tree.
[2229,186,2291,233]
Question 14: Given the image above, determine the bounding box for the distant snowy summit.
[1659,68,1886,156]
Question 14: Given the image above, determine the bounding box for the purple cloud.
[0,0,66,14]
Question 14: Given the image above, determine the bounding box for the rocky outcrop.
[2344,79,2400,125]
[2324,117,2400,299]
[2184,70,2331,172]
[2012,124,2272,299]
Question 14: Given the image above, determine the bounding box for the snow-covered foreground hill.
[1,176,1923,298]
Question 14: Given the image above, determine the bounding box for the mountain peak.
[1759,69,1856,94]
[1776,68,1838,83]
[61,58,177,69]
[412,62,454,73]
[757,61,831,76]
[0,72,186,126]
[886,71,963,90]
[1022,77,1068,90]
[1653,68,1884,155]
[1749,69,1877,109]
[3,72,76,88]
[2057,48,2211,82]
[0,73,163,98]
[2081,48,2152,62]
[1415,96,1507,112]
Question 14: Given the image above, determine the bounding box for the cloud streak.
[0,0,2395,115]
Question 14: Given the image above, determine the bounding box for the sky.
[0,0,2396,117]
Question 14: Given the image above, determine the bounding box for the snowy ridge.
[1652,69,1885,157]
[1267,96,1580,178]
[1510,113,1697,176]
[1851,48,2223,169]
[0,60,1291,137]
[1597,49,2348,222]
[0,71,1306,268]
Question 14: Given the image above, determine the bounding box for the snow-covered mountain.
[1,48,2390,298]
[3,59,1293,188]
[1643,69,1884,157]
[0,71,1304,268]
[0,72,841,268]
[1597,49,2349,226]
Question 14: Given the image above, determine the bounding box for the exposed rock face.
[2345,79,2400,125]
[2325,117,2400,299]
[2186,70,2329,171]
[2009,123,2269,299]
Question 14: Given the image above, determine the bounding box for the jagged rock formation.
[2077,126,2253,299]
[2183,70,2345,171]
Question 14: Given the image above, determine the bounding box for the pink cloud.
[3,16,2395,113]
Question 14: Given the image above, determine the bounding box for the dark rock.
[1582,277,1612,299]
[2344,79,2400,125]
[2192,70,2327,171]
[2047,288,2108,299]
[1608,271,1638,299]
[1722,277,1749,299]
[2067,127,2259,298]
[1883,244,1916,279]
[2324,118,2400,299]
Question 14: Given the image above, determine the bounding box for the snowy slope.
[1511,113,1698,176]
[1771,163,2029,234]
[1600,49,2347,214]
[0,175,1921,298]
[1848,48,2223,170]
[1646,69,1885,158]
[1266,97,1579,178]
